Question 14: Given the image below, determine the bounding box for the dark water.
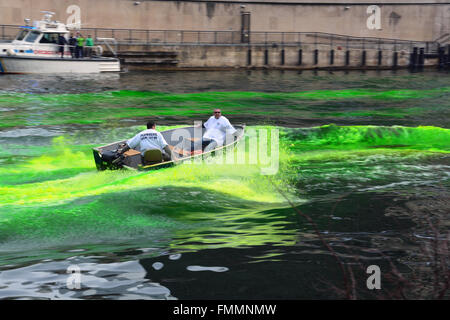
[0,70,448,300]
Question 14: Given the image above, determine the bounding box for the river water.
[0,70,448,300]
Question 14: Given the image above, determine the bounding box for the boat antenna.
[41,11,55,22]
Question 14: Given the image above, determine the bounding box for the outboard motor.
[98,149,125,170]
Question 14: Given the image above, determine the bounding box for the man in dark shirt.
[58,34,68,58]
[68,33,77,58]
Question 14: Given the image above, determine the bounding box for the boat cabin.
[3,11,71,58]
[13,27,68,44]
[14,11,69,42]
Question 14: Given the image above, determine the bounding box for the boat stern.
[93,148,107,171]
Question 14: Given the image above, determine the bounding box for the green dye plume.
[0,88,449,128]
[0,124,448,253]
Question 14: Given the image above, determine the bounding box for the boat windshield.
[24,31,41,43]
[40,33,59,44]
[15,29,29,41]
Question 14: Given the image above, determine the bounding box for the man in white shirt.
[194,109,236,151]
[120,121,172,161]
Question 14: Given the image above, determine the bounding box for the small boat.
[93,124,246,171]
[0,11,120,74]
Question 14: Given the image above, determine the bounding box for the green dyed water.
[0,87,449,128]
[0,70,448,299]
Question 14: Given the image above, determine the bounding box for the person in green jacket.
[75,32,85,58]
[84,35,94,58]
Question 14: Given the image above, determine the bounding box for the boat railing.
[0,24,440,54]
[96,38,118,57]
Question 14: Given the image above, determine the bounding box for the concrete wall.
[112,43,439,69]
[0,0,449,41]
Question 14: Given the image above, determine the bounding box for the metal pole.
[418,47,425,69]
[361,50,366,66]
[410,47,418,69]
[447,44,450,69]
[438,45,444,69]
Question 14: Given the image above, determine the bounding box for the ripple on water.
[186,266,229,272]
[0,259,177,300]
[0,128,63,138]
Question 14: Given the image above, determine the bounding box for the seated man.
[192,109,236,152]
[119,121,172,162]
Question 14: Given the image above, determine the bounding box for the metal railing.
[0,24,439,53]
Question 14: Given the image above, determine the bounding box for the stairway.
[435,33,450,45]
[115,51,179,66]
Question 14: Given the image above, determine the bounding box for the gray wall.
[0,0,449,41]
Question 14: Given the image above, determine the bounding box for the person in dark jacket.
[68,33,77,58]
[58,34,68,58]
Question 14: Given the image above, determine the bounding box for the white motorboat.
[0,11,120,74]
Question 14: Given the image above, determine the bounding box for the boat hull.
[0,55,120,73]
